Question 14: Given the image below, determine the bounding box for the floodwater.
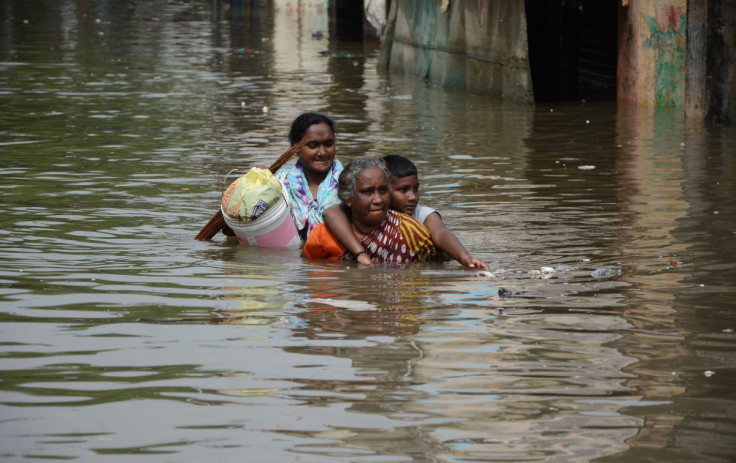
[1,1,735,462]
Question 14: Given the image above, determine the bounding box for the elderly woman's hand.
[356,252,374,266]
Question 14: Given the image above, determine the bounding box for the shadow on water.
[1,0,735,461]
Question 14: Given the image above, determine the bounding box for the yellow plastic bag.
[221,167,283,222]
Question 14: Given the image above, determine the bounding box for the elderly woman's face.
[298,122,336,175]
[346,166,390,228]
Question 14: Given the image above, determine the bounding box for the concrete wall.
[379,0,533,104]
[618,0,688,108]
[685,0,736,123]
[618,0,735,123]
[379,0,735,122]
[618,0,736,123]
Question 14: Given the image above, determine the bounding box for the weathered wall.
[618,0,688,107]
[379,0,533,103]
[378,0,735,121]
[703,0,736,124]
[619,0,735,122]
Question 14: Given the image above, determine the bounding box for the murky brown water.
[2,1,735,461]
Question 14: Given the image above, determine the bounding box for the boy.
[322,155,489,270]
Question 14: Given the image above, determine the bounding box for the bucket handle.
[222,167,251,196]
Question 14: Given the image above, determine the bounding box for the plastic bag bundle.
[221,167,283,222]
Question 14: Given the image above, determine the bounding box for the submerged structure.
[374,0,735,123]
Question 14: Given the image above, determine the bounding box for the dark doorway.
[525,0,618,102]
[330,0,364,41]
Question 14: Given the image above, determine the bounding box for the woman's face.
[346,166,390,228]
[389,174,420,216]
[297,122,336,175]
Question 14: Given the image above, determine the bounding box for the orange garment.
[302,223,344,260]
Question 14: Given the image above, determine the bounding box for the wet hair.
[288,112,336,144]
[338,156,392,203]
[382,154,418,178]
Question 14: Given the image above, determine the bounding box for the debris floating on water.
[578,165,596,170]
[591,268,621,278]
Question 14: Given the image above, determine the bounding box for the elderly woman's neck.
[351,220,376,239]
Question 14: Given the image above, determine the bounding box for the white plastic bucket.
[222,196,301,247]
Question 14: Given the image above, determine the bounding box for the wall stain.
[643,6,686,107]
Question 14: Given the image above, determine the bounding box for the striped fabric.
[361,210,442,264]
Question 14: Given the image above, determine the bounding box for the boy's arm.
[423,212,489,270]
[322,205,373,265]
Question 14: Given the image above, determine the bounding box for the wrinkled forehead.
[355,165,388,185]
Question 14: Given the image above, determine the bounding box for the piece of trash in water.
[591,268,622,278]
[392,94,413,100]
[667,259,680,269]
[319,49,361,58]
[555,265,574,272]
[704,370,715,377]
[477,271,496,278]
[262,105,269,113]
[540,267,555,279]
[306,298,376,311]
[498,288,513,298]
[578,165,596,170]
[723,328,734,333]
[528,270,542,278]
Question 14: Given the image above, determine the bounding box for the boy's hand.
[460,255,489,271]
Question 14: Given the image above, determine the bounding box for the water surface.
[1,1,735,461]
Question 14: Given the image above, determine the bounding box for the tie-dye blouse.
[276,159,343,240]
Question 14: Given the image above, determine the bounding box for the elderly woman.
[303,156,444,264]
[276,112,343,241]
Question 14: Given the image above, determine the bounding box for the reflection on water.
[2,1,736,461]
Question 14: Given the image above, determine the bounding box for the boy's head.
[383,155,417,178]
[382,155,420,216]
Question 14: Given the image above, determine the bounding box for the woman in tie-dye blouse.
[276,112,343,241]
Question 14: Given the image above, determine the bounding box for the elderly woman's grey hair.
[337,156,392,203]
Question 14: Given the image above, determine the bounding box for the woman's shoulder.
[276,164,296,181]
